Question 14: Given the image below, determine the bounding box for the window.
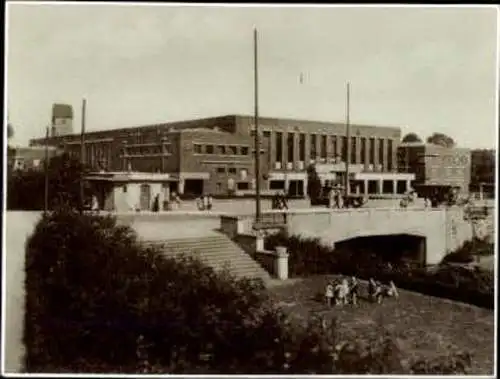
[228,167,237,174]
[229,145,238,155]
[350,137,357,164]
[360,137,366,164]
[368,180,378,194]
[269,180,285,190]
[276,132,283,163]
[123,185,128,193]
[387,139,393,171]
[217,145,226,155]
[321,135,327,159]
[341,136,347,162]
[369,138,375,164]
[310,134,317,160]
[331,135,338,159]
[287,133,294,163]
[194,144,202,154]
[299,133,306,161]
[216,182,222,192]
[396,180,407,194]
[206,145,214,154]
[217,167,226,173]
[378,138,385,168]
[241,146,249,155]
[382,180,394,194]
[237,182,250,190]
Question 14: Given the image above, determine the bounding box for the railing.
[464,205,494,220]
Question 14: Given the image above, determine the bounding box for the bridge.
[221,207,477,265]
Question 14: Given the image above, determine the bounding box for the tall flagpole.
[44,126,49,214]
[345,82,351,196]
[254,27,261,224]
[80,98,87,213]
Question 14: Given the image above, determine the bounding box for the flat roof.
[85,171,177,183]
[30,114,401,142]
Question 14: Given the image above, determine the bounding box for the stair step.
[145,237,229,245]
[148,243,237,251]
[142,236,271,281]
[160,249,251,258]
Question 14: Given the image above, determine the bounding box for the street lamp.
[253,27,261,226]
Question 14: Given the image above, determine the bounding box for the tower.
[51,103,73,137]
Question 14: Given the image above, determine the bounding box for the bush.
[441,251,475,264]
[442,238,494,264]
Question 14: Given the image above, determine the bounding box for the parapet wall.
[222,207,476,266]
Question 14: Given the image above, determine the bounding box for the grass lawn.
[268,275,495,375]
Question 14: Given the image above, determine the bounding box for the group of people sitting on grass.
[324,276,399,306]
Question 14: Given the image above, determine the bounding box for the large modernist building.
[30,114,416,209]
[397,141,471,197]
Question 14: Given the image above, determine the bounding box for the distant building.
[51,103,73,137]
[7,145,60,172]
[30,114,414,205]
[397,142,471,197]
[470,148,496,197]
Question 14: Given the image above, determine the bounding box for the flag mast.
[79,98,87,213]
[253,27,261,224]
[345,82,351,196]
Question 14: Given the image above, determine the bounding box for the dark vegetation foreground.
[24,209,494,374]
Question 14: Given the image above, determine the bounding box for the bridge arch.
[333,233,427,267]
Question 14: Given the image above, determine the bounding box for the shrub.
[442,238,494,264]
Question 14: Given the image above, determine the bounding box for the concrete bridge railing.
[221,207,476,266]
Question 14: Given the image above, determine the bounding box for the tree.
[306,164,322,203]
[426,133,455,148]
[7,152,92,211]
[401,133,422,143]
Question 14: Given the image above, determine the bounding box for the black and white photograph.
[3,2,497,376]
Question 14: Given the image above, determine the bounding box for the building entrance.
[184,179,204,197]
[139,184,151,210]
[288,180,304,197]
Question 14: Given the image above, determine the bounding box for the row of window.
[269,132,395,169]
[194,144,250,156]
[123,145,170,156]
[215,181,250,192]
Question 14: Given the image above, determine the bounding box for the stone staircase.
[144,234,271,283]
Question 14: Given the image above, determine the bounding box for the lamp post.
[80,98,87,213]
[344,82,351,197]
[253,27,261,225]
[44,126,50,214]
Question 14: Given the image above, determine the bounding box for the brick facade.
[30,115,402,196]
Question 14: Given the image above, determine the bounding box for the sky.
[5,3,499,149]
